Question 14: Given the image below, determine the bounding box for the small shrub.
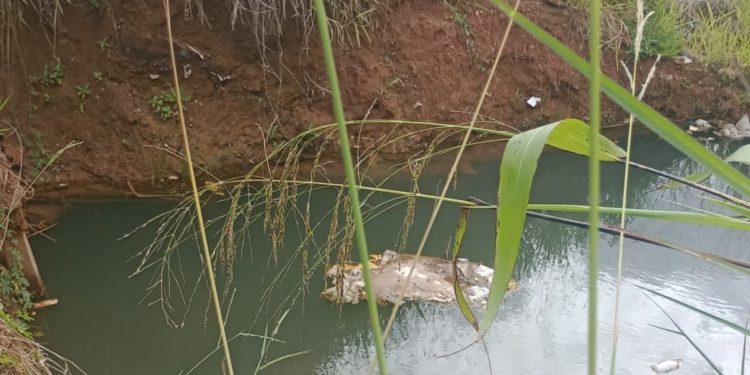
[41,61,64,87]
[93,71,105,82]
[75,84,91,113]
[149,89,191,121]
[0,249,33,339]
[88,0,101,10]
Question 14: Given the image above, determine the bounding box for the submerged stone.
[320,250,517,305]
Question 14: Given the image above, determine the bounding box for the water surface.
[34,135,750,374]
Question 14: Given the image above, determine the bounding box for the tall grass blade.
[480,119,617,336]
[529,204,750,231]
[657,171,712,190]
[451,208,479,331]
[648,296,725,374]
[700,196,750,220]
[587,1,603,371]
[312,1,387,373]
[640,286,750,335]
[487,0,750,197]
[742,316,748,375]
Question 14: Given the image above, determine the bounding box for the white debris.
[674,56,693,64]
[714,115,750,140]
[183,64,192,80]
[148,74,159,80]
[526,96,542,108]
[474,264,494,281]
[210,72,231,83]
[167,175,179,181]
[321,251,517,305]
[651,359,683,373]
[466,285,490,303]
[380,250,398,266]
[694,119,712,132]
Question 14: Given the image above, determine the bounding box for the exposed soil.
[1,0,747,202]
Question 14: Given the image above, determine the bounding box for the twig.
[161,1,235,373]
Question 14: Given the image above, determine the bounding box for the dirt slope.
[1,0,747,200]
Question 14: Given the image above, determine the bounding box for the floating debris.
[715,114,750,140]
[687,119,712,134]
[321,250,517,305]
[651,358,683,373]
[526,96,542,108]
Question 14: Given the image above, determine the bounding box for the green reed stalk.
[587,0,602,372]
[312,1,387,373]
[162,0,235,373]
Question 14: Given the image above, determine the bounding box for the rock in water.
[651,359,683,373]
[690,119,712,133]
[321,250,517,305]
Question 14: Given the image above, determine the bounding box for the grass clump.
[687,1,750,71]
[640,0,685,57]
[149,89,190,121]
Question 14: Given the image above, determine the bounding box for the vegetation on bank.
[564,0,749,85]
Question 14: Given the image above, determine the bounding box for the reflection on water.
[33,135,749,374]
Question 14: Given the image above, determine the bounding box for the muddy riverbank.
[0,0,747,202]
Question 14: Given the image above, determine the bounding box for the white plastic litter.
[651,359,683,373]
[675,56,693,64]
[526,96,542,108]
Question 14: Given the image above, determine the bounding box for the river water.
[32,135,749,374]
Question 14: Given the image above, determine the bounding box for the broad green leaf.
[642,286,750,336]
[545,119,626,161]
[451,208,478,331]
[528,203,750,231]
[479,120,612,334]
[726,145,750,166]
[657,170,712,190]
[700,196,750,220]
[488,0,750,197]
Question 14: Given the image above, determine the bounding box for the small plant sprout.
[93,72,105,82]
[88,0,101,10]
[41,61,64,87]
[98,37,110,52]
[149,89,191,121]
[75,84,91,113]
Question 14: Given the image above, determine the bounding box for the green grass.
[687,1,750,70]
[41,60,64,87]
[640,0,685,57]
[149,89,191,121]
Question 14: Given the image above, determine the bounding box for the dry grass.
[127,119,512,328]
[0,320,85,375]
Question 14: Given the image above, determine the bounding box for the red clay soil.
[1,0,747,200]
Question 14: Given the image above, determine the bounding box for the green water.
[33,135,750,374]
